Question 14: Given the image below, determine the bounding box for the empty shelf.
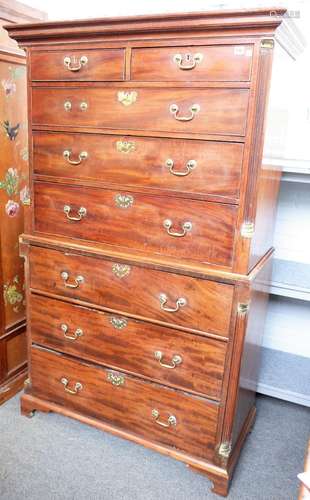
[271,259,310,301]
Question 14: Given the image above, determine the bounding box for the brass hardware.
[237,303,250,315]
[61,377,83,395]
[163,219,192,237]
[110,316,128,330]
[173,52,203,70]
[154,351,182,369]
[117,91,138,106]
[64,100,72,111]
[151,409,177,428]
[218,441,232,459]
[63,150,88,165]
[165,159,197,177]
[159,293,187,312]
[24,377,31,388]
[115,193,134,209]
[64,101,88,112]
[261,39,275,49]
[112,263,131,278]
[241,221,255,238]
[107,373,125,386]
[169,103,200,122]
[64,205,87,221]
[116,140,136,153]
[80,101,88,111]
[60,271,84,288]
[60,323,83,340]
[64,55,88,71]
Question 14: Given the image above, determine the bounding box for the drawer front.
[30,294,227,399]
[31,347,219,460]
[33,132,243,201]
[29,246,234,337]
[31,49,125,81]
[131,44,253,82]
[32,87,249,136]
[33,182,237,267]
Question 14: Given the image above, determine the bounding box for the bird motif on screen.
[3,120,20,141]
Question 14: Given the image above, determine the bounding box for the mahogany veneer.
[7,8,301,496]
[31,87,249,136]
[32,131,244,201]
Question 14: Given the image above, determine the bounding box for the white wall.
[21,0,310,29]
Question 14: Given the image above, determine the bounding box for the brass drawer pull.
[163,219,192,237]
[64,205,87,221]
[63,101,88,112]
[60,271,84,288]
[151,409,177,428]
[61,377,83,395]
[64,55,88,72]
[173,52,203,70]
[154,351,182,369]
[165,159,197,177]
[169,103,200,122]
[63,150,88,165]
[64,100,72,111]
[80,101,88,111]
[159,293,187,312]
[60,323,83,340]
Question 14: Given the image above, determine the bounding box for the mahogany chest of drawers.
[7,9,299,496]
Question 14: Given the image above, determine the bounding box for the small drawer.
[31,87,249,136]
[30,49,125,81]
[30,294,227,399]
[30,346,219,460]
[131,44,253,82]
[33,182,238,268]
[29,246,234,338]
[33,131,244,202]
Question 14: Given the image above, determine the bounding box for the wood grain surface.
[31,87,249,136]
[29,245,234,337]
[32,131,244,202]
[31,346,219,460]
[30,293,227,399]
[131,44,253,82]
[33,181,238,267]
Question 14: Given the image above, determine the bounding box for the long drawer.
[30,294,227,399]
[33,132,244,202]
[29,246,234,337]
[131,44,253,82]
[33,182,238,267]
[31,346,219,460]
[31,48,125,81]
[31,87,249,136]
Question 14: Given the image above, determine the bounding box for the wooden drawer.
[32,87,249,136]
[29,246,234,337]
[31,346,219,460]
[33,182,237,267]
[31,49,125,81]
[33,132,244,202]
[30,294,227,399]
[131,44,253,82]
